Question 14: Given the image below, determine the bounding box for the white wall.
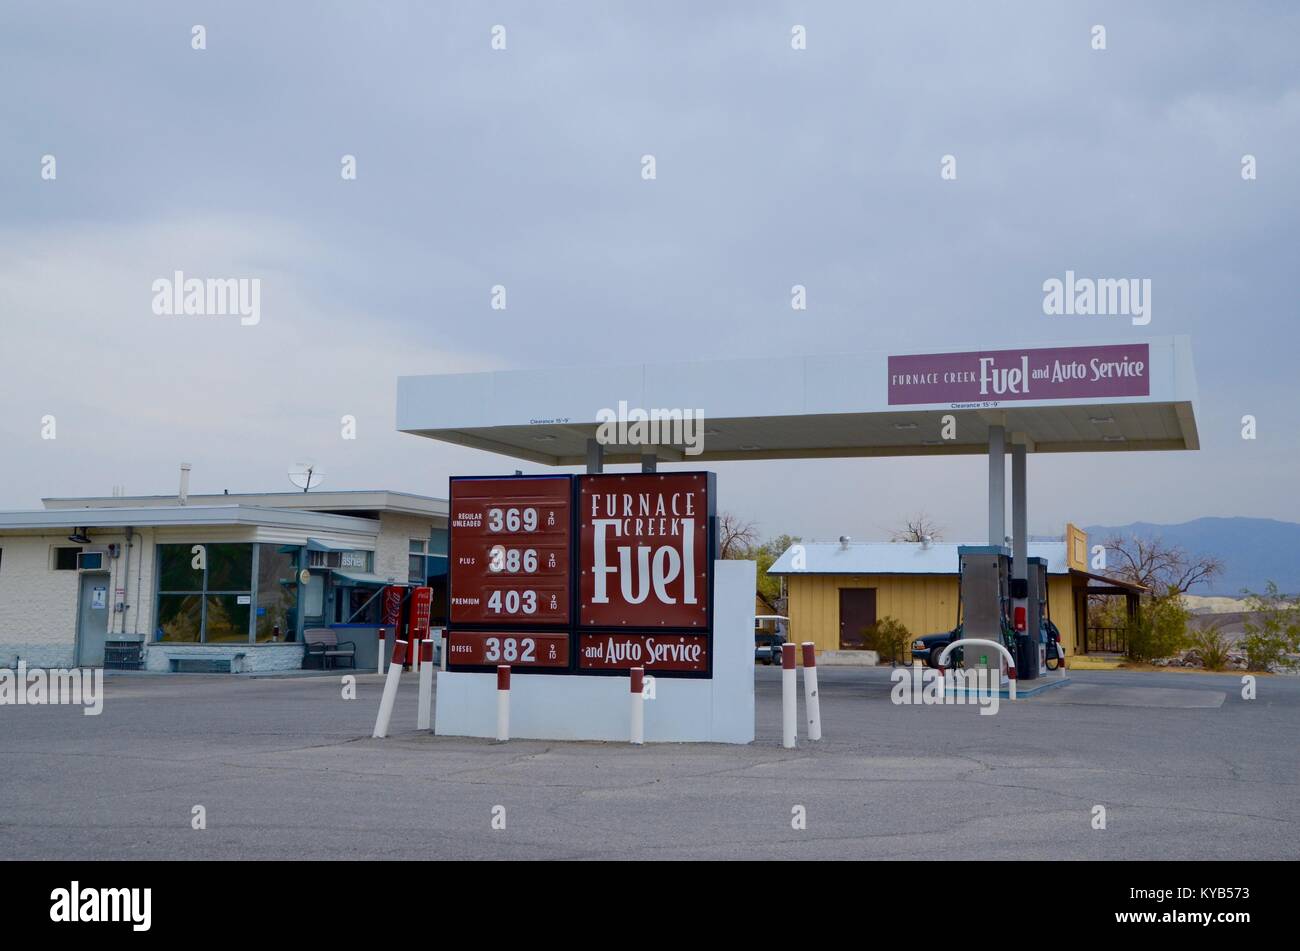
[374,512,436,582]
[0,530,159,667]
[0,514,433,669]
[434,560,757,743]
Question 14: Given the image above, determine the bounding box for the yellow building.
[768,524,1139,659]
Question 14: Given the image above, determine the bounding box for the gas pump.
[1026,557,1048,676]
[957,546,1016,684]
[1029,557,1064,671]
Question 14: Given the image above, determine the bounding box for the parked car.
[912,624,961,668]
[911,619,1063,668]
[754,615,789,665]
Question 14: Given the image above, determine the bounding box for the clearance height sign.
[446,472,716,678]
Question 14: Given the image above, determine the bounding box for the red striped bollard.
[417,638,434,731]
[371,639,407,739]
[781,643,797,748]
[629,667,645,745]
[496,665,510,741]
[801,642,822,741]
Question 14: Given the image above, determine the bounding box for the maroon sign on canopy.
[887,343,1150,406]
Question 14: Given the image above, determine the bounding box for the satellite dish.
[288,462,324,493]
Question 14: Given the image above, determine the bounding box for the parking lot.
[2,667,1297,860]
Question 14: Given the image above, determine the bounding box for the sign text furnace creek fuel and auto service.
[446,473,716,678]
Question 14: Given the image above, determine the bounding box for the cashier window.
[333,586,381,624]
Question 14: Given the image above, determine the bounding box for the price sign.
[450,476,572,625]
[446,631,570,669]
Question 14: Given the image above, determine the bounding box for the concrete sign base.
[434,560,756,744]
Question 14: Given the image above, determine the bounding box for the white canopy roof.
[396,336,1198,465]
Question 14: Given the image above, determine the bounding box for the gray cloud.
[1,1,1297,542]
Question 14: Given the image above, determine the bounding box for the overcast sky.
[1,2,1297,543]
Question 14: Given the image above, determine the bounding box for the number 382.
[483,637,536,663]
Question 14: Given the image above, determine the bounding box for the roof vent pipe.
[838,535,851,550]
[179,463,192,506]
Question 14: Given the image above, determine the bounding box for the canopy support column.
[1011,438,1040,678]
[988,425,1006,546]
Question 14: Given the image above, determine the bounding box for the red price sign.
[577,473,712,629]
[446,631,570,669]
[450,476,572,625]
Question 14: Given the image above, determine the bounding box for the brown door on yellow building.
[839,588,877,649]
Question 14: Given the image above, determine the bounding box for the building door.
[838,588,877,650]
[77,573,111,667]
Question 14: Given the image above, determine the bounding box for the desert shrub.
[1241,582,1300,671]
[1126,588,1190,662]
[868,616,912,666]
[1189,625,1232,671]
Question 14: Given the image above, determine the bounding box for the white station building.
[0,486,448,673]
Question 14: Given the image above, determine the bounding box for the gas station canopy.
[396,336,1197,465]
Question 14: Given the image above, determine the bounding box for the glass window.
[303,573,325,619]
[159,544,203,590]
[205,595,252,642]
[155,542,254,643]
[156,594,203,642]
[408,539,427,584]
[348,588,381,624]
[206,543,253,591]
[54,546,82,570]
[256,545,299,642]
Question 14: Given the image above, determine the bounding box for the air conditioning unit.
[76,551,106,571]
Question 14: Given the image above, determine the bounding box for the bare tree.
[1101,533,1223,595]
[718,511,759,559]
[890,513,943,544]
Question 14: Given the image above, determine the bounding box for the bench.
[304,629,356,670]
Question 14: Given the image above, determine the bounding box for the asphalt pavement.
[2,665,1295,859]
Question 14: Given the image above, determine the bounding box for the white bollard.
[416,638,434,731]
[372,639,408,738]
[781,643,797,749]
[495,665,510,742]
[801,642,822,741]
[629,667,645,745]
[377,627,386,675]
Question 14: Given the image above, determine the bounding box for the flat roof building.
[767,524,1143,662]
[0,486,449,673]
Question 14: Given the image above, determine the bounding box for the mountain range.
[1082,517,1300,598]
